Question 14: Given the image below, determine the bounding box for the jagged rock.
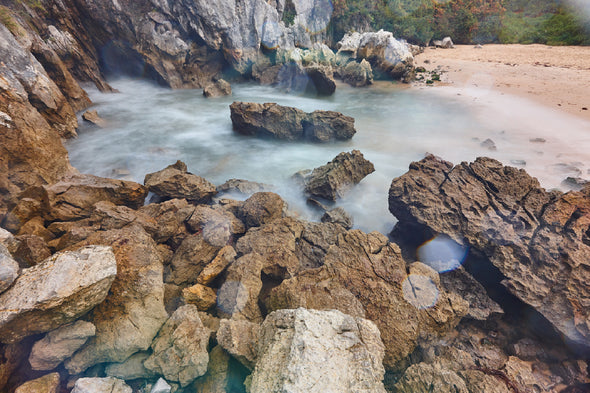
[340,59,373,87]
[388,155,590,348]
[144,305,210,387]
[150,378,172,393]
[239,192,285,228]
[230,102,356,143]
[0,244,19,293]
[168,233,221,285]
[203,79,232,98]
[304,65,336,95]
[303,150,375,201]
[0,228,19,254]
[105,351,155,380]
[29,321,96,371]
[217,319,261,369]
[249,308,387,393]
[82,110,107,127]
[17,216,55,243]
[197,245,237,285]
[13,234,51,266]
[65,225,167,374]
[88,201,158,235]
[144,161,217,203]
[71,377,131,393]
[183,283,217,311]
[14,372,60,393]
[217,179,272,196]
[139,198,194,245]
[393,362,469,393]
[562,176,589,191]
[0,246,116,344]
[321,207,353,229]
[186,204,245,246]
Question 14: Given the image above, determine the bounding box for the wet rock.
[562,176,589,191]
[14,372,60,393]
[0,342,27,391]
[304,65,336,95]
[13,234,51,267]
[144,161,217,203]
[29,321,96,371]
[217,179,272,196]
[249,308,386,393]
[239,192,285,228]
[65,225,167,374]
[303,150,375,201]
[217,319,260,369]
[0,244,19,293]
[340,59,373,87]
[394,362,468,393]
[144,305,210,387]
[192,345,242,393]
[230,102,356,142]
[321,207,353,229]
[71,377,131,393]
[186,204,245,246]
[0,245,116,344]
[168,233,221,285]
[530,137,546,143]
[139,198,194,245]
[388,155,590,349]
[82,110,107,128]
[203,79,232,98]
[183,283,217,311]
[105,351,155,380]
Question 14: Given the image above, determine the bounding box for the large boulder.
[230,102,356,143]
[0,246,116,344]
[249,308,387,393]
[304,65,336,96]
[303,150,375,200]
[144,161,217,203]
[388,155,590,348]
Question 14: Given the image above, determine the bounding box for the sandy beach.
[414,44,590,121]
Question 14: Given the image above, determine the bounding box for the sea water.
[67,79,590,235]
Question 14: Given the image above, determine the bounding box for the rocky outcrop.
[144,161,217,204]
[0,246,116,344]
[303,150,375,200]
[230,102,356,143]
[389,155,590,348]
[249,308,387,393]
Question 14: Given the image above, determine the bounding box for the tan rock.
[183,283,217,311]
[144,161,217,203]
[197,245,236,285]
[217,318,260,369]
[14,372,60,393]
[82,110,107,127]
[239,192,285,228]
[168,233,221,286]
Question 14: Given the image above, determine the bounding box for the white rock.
[0,243,18,294]
[71,377,132,393]
[150,378,172,393]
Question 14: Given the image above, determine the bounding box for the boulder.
[13,234,52,267]
[340,59,373,87]
[388,155,590,348]
[230,102,356,143]
[217,179,272,196]
[197,245,237,285]
[393,362,469,393]
[139,198,195,245]
[144,161,217,203]
[0,243,19,293]
[65,225,167,374]
[150,378,172,393]
[433,36,455,48]
[29,321,96,370]
[192,345,245,393]
[183,283,217,311]
[144,305,210,387]
[82,110,107,127]
[186,204,245,246]
[14,372,60,393]
[303,150,375,201]
[203,79,232,98]
[167,233,221,285]
[71,377,131,393]
[239,192,285,228]
[304,65,336,96]
[249,308,387,393]
[0,246,116,344]
[105,351,155,380]
[217,319,261,369]
[321,207,353,229]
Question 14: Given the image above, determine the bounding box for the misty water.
[68,79,590,235]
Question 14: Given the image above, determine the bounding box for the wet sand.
[414,44,590,121]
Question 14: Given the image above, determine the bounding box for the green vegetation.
[328,0,590,45]
[282,0,297,26]
[0,6,18,34]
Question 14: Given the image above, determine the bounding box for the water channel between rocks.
[67,79,590,235]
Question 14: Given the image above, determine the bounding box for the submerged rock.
[217,178,272,196]
[203,79,232,98]
[303,150,375,201]
[249,308,387,393]
[230,102,356,143]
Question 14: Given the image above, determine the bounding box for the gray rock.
[0,246,116,344]
[340,59,373,87]
[249,308,387,393]
[0,243,18,294]
[203,79,232,98]
[29,321,96,370]
[144,305,210,387]
[394,362,468,393]
[480,138,497,151]
[71,377,132,393]
[144,161,217,203]
[150,378,172,393]
[105,351,155,380]
[304,150,375,200]
[217,179,272,196]
[217,319,261,369]
[14,372,60,393]
[239,192,285,228]
[321,207,353,229]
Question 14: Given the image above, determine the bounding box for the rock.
[0,228,19,254]
[388,155,590,348]
[217,319,261,369]
[562,177,589,191]
[82,110,107,127]
[18,216,55,243]
[303,150,375,201]
[394,362,468,393]
[321,207,353,229]
[144,161,217,203]
[29,321,96,370]
[304,65,336,95]
[139,198,194,245]
[105,351,155,380]
[168,233,221,285]
[183,283,217,311]
[230,102,356,143]
[192,345,244,393]
[0,244,19,293]
[14,372,60,393]
[0,245,116,344]
[13,234,51,267]
[197,245,237,285]
[71,377,132,393]
[440,36,455,48]
[144,305,210,387]
[217,179,272,196]
[239,192,285,228]
[249,308,387,393]
[186,204,245,246]
[203,79,232,98]
[150,378,172,393]
[0,341,28,391]
[481,138,497,151]
[65,225,167,374]
[88,201,158,236]
[340,59,373,87]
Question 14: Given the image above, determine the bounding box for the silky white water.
[68,79,590,235]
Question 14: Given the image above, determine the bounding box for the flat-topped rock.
[144,160,217,203]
